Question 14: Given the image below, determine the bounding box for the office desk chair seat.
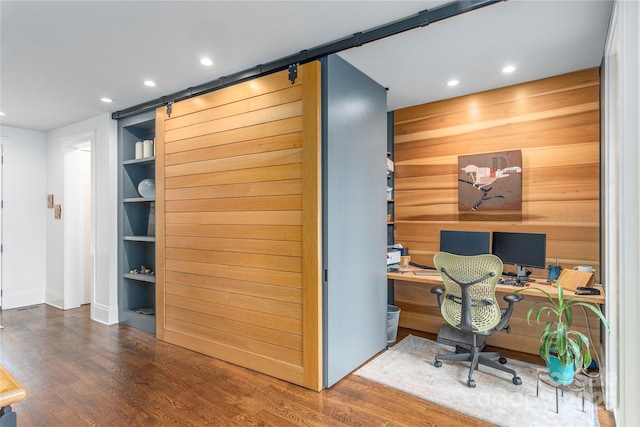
[431,251,524,388]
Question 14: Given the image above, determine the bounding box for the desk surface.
[387,267,605,304]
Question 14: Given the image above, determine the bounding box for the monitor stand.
[516,265,531,285]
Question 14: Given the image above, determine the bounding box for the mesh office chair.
[431,251,524,388]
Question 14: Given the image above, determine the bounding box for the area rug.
[355,335,599,427]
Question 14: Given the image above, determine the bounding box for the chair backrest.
[433,251,503,333]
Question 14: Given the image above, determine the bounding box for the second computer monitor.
[439,230,491,256]
[492,231,546,281]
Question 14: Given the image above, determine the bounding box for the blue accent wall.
[321,54,388,387]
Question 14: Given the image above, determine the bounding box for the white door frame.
[0,145,3,309]
[62,132,96,309]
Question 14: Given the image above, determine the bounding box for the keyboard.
[501,278,525,287]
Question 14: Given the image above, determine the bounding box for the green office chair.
[431,251,524,388]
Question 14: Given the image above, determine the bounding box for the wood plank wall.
[392,68,601,346]
[155,62,322,390]
[394,68,600,276]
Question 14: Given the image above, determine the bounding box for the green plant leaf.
[566,335,584,369]
[556,322,567,357]
[557,283,565,304]
[573,301,610,331]
[563,303,573,327]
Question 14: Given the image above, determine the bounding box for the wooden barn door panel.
[156,62,322,390]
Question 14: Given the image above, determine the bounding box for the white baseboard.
[2,289,46,310]
[91,302,119,325]
[44,288,64,309]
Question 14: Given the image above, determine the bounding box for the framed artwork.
[47,194,54,208]
[54,204,62,219]
[458,150,522,211]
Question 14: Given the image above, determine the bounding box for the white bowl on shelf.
[137,179,155,198]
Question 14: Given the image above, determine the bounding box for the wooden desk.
[388,268,605,355]
[0,364,26,426]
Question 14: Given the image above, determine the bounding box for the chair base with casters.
[433,332,522,388]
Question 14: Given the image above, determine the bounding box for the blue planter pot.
[546,355,576,385]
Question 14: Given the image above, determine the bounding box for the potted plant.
[515,282,609,385]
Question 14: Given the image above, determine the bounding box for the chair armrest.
[503,294,524,304]
[494,293,524,332]
[431,286,445,308]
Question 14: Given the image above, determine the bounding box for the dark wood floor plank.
[0,304,614,427]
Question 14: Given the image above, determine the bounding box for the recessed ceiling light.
[100,97,113,103]
[200,58,213,66]
[502,65,516,74]
[0,112,5,116]
[144,80,156,87]
[447,80,459,87]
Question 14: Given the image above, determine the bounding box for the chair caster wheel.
[513,376,522,385]
[499,356,507,364]
[434,360,442,368]
[467,379,476,388]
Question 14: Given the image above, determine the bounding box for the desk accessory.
[575,287,601,295]
[386,249,401,265]
[409,261,436,270]
[412,270,440,276]
[547,257,562,282]
[555,268,595,291]
[574,265,595,273]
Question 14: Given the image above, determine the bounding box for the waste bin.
[386,305,401,343]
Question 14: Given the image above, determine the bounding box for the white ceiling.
[0,0,613,133]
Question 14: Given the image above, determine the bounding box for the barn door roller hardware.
[112,0,504,120]
[288,64,298,84]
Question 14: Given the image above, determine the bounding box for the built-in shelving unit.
[386,114,395,246]
[387,112,395,305]
[118,110,156,334]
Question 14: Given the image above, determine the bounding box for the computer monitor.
[492,231,547,283]
[439,230,491,256]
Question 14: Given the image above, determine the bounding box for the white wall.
[0,126,47,309]
[46,113,119,324]
[603,1,640,425]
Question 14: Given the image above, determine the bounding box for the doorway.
[63,137,94,309]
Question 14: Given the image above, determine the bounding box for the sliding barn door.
[155,63,322,390]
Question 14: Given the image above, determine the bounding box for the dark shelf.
[123,235,156,242]
[120,309,156,332]
[123,197,156,203]
[123,156,155,166]
[123,273,156,283]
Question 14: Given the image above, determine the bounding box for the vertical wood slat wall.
[155,62,322,390]
[392,69,601,342]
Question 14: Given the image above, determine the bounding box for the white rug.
[355,335,599,427]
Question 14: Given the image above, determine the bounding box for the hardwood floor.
[0,304,614,426]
